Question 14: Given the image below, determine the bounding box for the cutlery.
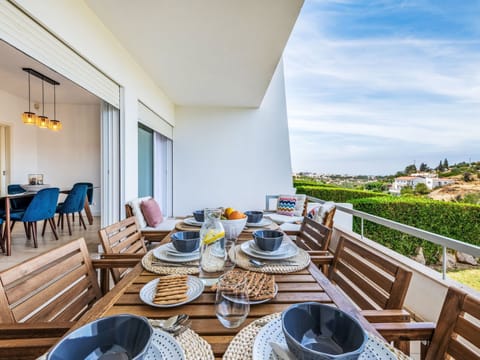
[269,342,294,360]
[149,314,189,332]
[249,259,297,267]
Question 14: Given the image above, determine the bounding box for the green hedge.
[295,185,387,203]
[350,197,480,264]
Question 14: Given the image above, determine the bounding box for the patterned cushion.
[308,201,335,225]
[276,196,297,216]
[140,198,164,227]
[278,194,306,216]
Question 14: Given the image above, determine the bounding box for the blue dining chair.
[7,184,32,213]
[56,183,88,235]
[8,187,60,248]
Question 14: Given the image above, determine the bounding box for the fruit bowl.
[220,217,247,240]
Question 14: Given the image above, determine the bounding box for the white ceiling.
[85,0,303,107]
[0,40,100,105]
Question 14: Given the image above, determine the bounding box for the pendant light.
[48,84,62,131]
[36,78,49,129]
[21,70,37,125]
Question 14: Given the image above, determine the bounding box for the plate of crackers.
[212,269,278,304]
[140,274,205,307]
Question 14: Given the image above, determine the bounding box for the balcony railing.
[266,194,480,280]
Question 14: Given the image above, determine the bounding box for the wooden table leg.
[84,197,94,225]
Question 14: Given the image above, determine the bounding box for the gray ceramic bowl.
[47,314,153,360]
[281,302,367,360]
[193,210,204,222]
[245,210,264,223]
[252,230,283,251]
[171,231,200,252]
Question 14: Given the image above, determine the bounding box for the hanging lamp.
[36,78,49,129]
[21,70,37,125]
[48,84,62,131]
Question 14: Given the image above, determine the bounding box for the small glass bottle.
[199,208,226,285]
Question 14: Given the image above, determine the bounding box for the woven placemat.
[223,313,280,360]
[223,313,411,360]
[142,250,199,275]
[234,245,310,274]
[175,327,215,360]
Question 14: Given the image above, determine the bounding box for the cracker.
[152,275,189,304]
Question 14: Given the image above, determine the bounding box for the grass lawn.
[448,268,480,291]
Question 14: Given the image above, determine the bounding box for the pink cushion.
[140,198,164,227]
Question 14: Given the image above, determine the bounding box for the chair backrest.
[328,235,412,310]
[0,238,102,323]
[98,216,146,284]
[22,187,60,222]
[59,183,88,214]
[296,217,332,251]
[75,182,93,204]
[426,286,480,360]
[7,184,25,194]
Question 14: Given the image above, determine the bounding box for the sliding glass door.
[138,124,154,197]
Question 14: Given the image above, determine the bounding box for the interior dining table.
[0,188,93,256]
[69,229,391,360]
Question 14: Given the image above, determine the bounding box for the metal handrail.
[266,194,480,279]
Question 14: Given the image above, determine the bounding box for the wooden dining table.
[72,229,384,359]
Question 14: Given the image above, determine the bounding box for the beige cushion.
[314,201,336,224]
[143,218,181,232]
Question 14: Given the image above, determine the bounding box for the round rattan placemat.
[222,313,411,360]
[175,327,215,360]
[234,245,310,274]
[142,250,199,275]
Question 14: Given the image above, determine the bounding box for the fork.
[151,261,198,267]
[249,258,297,267]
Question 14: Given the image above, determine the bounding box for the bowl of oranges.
[221,207,248,240]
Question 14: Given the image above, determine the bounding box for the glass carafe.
[199,208,226,285]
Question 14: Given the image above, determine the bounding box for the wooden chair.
[98,216,146,284]
[375,286,480,360]
[328,235,413,312]
[0,237,138,358]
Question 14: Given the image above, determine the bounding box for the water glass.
[215,273,249,328]
[224,239,236,271]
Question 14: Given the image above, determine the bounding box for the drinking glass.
[224,238,236,271]
[215,273,249,328]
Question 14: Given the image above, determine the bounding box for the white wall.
[0,89,101,214]
[173,63,293,215]
[10,0,175,207]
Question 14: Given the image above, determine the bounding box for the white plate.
[249,284,278,305]
[153,244,200,263]
[165,243,200,257]
[183,217,203,226]
[249,239,294,256]
[150,328,185,359]
[145,342,164,360]
[140,276,204,308]
[241,241,298,260]
[252,317,396,360]
[246,218,273,227]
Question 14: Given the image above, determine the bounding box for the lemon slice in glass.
[203,230,225,245]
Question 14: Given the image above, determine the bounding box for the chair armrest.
[91,258,140,269]
[373,322,435,342]
[310,253,334,265]
[361,309,411,323]
[99,253,144,259]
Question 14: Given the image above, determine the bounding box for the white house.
[0,0,303,225]
[391,174,454,194]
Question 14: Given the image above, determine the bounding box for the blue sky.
[284,0,480,175]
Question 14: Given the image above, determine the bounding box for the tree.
[414,183,429,195]
[404,164,417,175]
[443,158,449,169]
[436,160,444,172]
[464,172,474,182]
[400,185,414,196]
[419,162,429,172]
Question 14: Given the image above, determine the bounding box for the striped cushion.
[277,196,297,216]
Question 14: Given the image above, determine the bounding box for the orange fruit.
[229,210,246,220]
[224,207,235,218]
